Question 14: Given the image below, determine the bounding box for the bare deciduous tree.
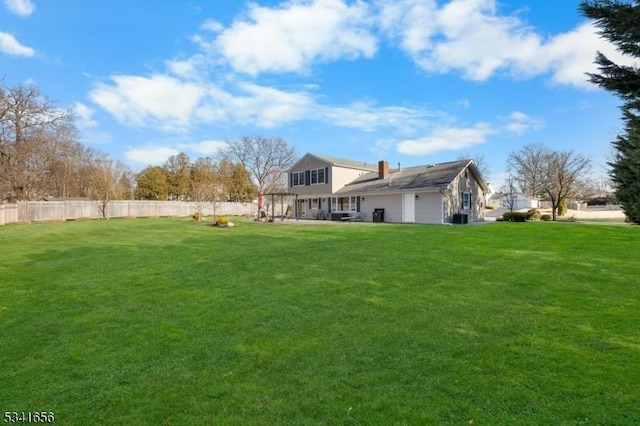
[223,136,296,196]
[507,143,547,198]
[509,143,591,220]
[190,157,221,220]
[457,152,491,181]
[0,83,75,200]
[500,176,519,212]
[540,150,591,220]
[90,158,133,218]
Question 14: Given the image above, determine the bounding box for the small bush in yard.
[216,216,229,227]
[503,212,528,222]
[527,209,541,220]
[541,214,552,221]
[558,199,568,216]
[192,212,203,221]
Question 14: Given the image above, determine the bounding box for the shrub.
[558,199,568,216]
[527,209,541,220]
[503,212,528,222]
[485,205,496,210]
[541,214,552,221]
[192,212,203,221]
[216,216,229,227]
[587,195,617,205]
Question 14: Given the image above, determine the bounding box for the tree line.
[134,153,257,203]
[0,82,114,202]
[1,81,296,207]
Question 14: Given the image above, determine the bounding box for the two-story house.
[288,153,489,224]
[288,153,378,219]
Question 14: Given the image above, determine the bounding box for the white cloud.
[503,111,544,135]
[89,75,205,131]
[369,138,395,157]
[230,82,316,127]
[178,140,227,156]
[538,22,638,89]
[457,98,471,108]
[90,68,445,136]
[165,57,205,80]
[73,102,98,128]
[201,19,224,33]
[378,0,541,80]
[214,0,377,75]
[0,32,35,56]
[2,0,35,16]
[376,0,638,87]
[125,146,179,166]
[320,101,440,134]
[397,123,496,155]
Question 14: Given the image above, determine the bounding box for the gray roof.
[291,153,378,172]
[335,159,488,195]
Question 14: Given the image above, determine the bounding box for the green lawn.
[1,218,639,425]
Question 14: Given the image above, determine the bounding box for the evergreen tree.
[134,166,169,200]
[581,0,640,223]
[164,152,191,201]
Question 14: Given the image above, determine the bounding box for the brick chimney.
[378,160,389,179]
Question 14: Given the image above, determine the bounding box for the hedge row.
[502,209,544,222]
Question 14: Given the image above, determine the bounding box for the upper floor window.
[318,168,325,183]
[290,167,327,186]
[290,171,305,187]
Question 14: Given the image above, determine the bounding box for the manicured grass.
[1,218,639,425]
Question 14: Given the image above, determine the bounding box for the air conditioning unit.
[453,213,468,224]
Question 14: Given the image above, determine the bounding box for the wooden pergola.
[261,192,298,221]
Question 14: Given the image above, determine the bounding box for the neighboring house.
[488,193,539,210]
[287,153,489,224]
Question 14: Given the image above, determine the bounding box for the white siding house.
[489,193,539,210]
[288,153,489,224]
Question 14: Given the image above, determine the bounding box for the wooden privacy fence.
[0,200,268,225]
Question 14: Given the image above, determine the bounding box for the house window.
[318,168,325,184]
[291,168,327,186]
[308,168,327,185]
[462,192,471,210]
[311,198,319,209]
[291,171,306,187]
[331,196,358,211]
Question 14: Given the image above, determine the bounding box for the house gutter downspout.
[439,187,446,224]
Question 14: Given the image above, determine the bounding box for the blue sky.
[1,0,634,186]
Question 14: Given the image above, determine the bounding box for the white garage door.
[415,192,442,223]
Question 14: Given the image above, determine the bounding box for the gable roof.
[288,153,378,172]
[335,159,489,195]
